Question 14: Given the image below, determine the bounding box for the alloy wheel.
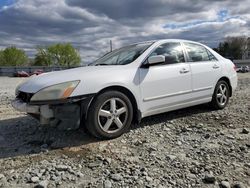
[216,83,228,106]
[98,98,128,134]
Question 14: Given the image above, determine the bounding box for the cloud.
[0,0,249,63]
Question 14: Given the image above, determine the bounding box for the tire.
[210,80,230,109]
[86,90,133,139]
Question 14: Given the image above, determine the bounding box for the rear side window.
[184,42,213,62]
[150,42,185,64]
[206,49,218,61]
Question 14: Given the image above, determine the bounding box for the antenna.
[110,40,112,52]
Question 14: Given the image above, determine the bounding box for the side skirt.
[141,97,211,118]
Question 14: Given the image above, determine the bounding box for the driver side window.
[150,42,185,64]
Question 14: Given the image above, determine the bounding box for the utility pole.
[110,40,112,52]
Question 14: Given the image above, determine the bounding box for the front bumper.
[12,99,56,125]
[11,99,40,114]
[11,94,95,130]
[12,94,94,113]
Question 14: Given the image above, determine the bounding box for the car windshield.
[90,42,153,66]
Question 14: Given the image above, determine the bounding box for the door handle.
[212,64,220,69]
[179,68,189,74]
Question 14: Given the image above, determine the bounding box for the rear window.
[184,42,217,62]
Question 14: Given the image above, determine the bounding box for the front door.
[139,42,192,116]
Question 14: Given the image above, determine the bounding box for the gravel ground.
[0,74,249,188]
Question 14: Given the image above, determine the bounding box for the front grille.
[17,91,33,103]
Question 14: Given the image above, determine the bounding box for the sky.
[0,0,249,63]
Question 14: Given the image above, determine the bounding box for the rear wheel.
[86,90,133,139]
[210,80,230,109]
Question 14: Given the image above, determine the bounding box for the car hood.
[18,66,119,93]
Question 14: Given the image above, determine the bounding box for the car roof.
[132,39,205,46]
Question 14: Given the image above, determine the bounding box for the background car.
[14,70,30,77]
[13,69,44,77]
[31,69,44,76]
[237,66,250,73]
[242,66,249,73]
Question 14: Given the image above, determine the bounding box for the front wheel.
[86,90,133,139]
[210,80,230,109]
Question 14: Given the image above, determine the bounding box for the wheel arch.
[217,76,232,97]
[85,85,141,124]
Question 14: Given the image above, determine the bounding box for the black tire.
[210,80,230,109]
[86,90,133,139]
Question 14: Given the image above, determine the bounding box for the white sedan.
[12,39,237,139]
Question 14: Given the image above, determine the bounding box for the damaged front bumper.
[11,99,40,114]
[11,94,95,130]
[11,99,55,125]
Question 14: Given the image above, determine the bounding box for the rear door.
[183,42,222,99]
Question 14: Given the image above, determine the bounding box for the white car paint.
[139,62,193,117]
[15,39,237,120]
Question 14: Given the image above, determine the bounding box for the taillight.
[233,64,237,71]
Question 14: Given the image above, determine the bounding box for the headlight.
[31,80,80,101]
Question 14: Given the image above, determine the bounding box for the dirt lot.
[0,74,249,188]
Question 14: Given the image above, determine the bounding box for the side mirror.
[147,55,165,65]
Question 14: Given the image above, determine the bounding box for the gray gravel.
[0,73,250,187]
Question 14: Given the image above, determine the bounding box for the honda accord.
[12,39,238,139]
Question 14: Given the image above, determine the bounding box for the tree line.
[0,37,249,67]
[0,43,81,67]
[213,36,250,60]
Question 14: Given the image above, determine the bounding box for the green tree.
[215,36,249,59]
[34,47,52,66]
[34,43,81,67]
[0,46,28,66]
